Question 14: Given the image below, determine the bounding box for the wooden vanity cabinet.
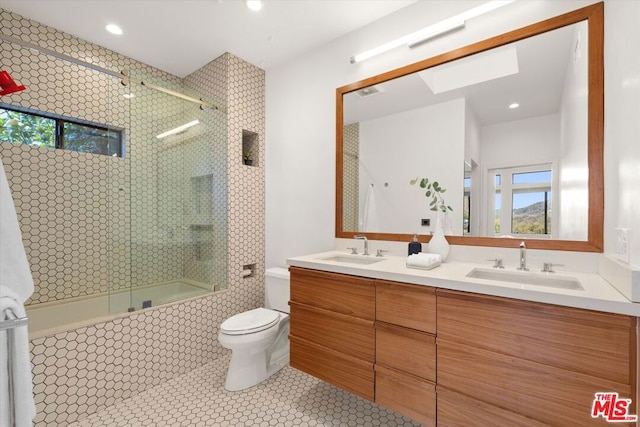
[375,280,437,426]
[436,289,638,427]
[289,268,638,427]
[288,267,376,401]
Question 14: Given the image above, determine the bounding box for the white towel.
[0,287,36,427]
[0,155,34,303]
[0,154,35,425]
[407,252,442,270]
[360,184,379,232]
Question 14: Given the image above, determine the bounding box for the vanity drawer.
[437,338,631,427]
[376,280,435,333]
[437,289,635,384]
[290,267,375,320]
[290,302,374,362]
[375,364,435,426]
[290,336,374,401]
[375,322,435,381]
[437,387,550,427]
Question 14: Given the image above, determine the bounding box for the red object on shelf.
[0,70,26,96]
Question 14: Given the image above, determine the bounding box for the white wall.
[557,20,589,241]
[604,0,640,267]
[480,114,560,168]
[265,0,640,269]
[358,99,464,234]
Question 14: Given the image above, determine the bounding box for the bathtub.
[26,280,211,337]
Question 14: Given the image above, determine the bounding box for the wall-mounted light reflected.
[156,120,200,139]
[350,0,515,64]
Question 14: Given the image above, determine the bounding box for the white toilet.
[218,267,290,391]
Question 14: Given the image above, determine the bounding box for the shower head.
[0,70,26,96]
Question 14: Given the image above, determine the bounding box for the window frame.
[488,164,554,239]
[0,103,124,157]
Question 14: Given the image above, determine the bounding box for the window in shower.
[0,105,123,156]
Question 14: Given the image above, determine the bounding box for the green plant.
[409,177,453,213]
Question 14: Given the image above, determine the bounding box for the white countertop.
[287,251,640,317]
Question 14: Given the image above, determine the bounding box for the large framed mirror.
[336,3,603,252]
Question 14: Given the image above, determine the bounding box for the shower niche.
[242,129,258,166]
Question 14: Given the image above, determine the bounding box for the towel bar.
[0,316,28,331]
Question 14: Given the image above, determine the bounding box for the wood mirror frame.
[335,3,603,252]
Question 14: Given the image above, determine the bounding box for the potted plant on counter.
[410,176,452,260]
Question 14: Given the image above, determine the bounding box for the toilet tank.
[265,267,290,313]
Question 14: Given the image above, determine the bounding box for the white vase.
[429,211,450,261]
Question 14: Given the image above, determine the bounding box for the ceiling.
[344,21,581,126]
[0,0,416,77]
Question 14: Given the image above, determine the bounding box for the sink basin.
[320,255,384,265]
[466,268,583,290]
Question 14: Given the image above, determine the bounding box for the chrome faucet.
[354,235,369,256]
[517,241,529,271]
[486,258,504,269]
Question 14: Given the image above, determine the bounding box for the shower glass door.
[108,72,227,314]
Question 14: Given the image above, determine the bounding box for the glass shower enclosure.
[108,71,228,313]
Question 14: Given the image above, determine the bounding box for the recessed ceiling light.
[245,0,262,11]
[509,103,520,109]
[106,24,123,35]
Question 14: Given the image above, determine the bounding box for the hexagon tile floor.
[68,355,420,427]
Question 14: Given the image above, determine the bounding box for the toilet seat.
[220,308,280,335]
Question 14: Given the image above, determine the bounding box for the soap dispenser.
[408,233,422,255]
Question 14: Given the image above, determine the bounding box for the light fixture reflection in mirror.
[336,3,603,252]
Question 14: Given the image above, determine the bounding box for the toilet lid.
[220,308,280,335]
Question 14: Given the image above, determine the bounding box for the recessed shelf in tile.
[242,129,258,166]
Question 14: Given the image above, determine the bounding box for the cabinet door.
[437,338,631,426]
[290,302,374,362]
[290,336,374,401]
[290,267,375,319]
[437,387,551,427]
[375,322,435,381]
[375,365,435,426]
[376,281,435,333]
[437,289,635,385]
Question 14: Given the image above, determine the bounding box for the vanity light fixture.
[245,0,262,11]
[156,120,200,139]
[105,24,123,35]
[350,0,515,64]
[406,20,466,49]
